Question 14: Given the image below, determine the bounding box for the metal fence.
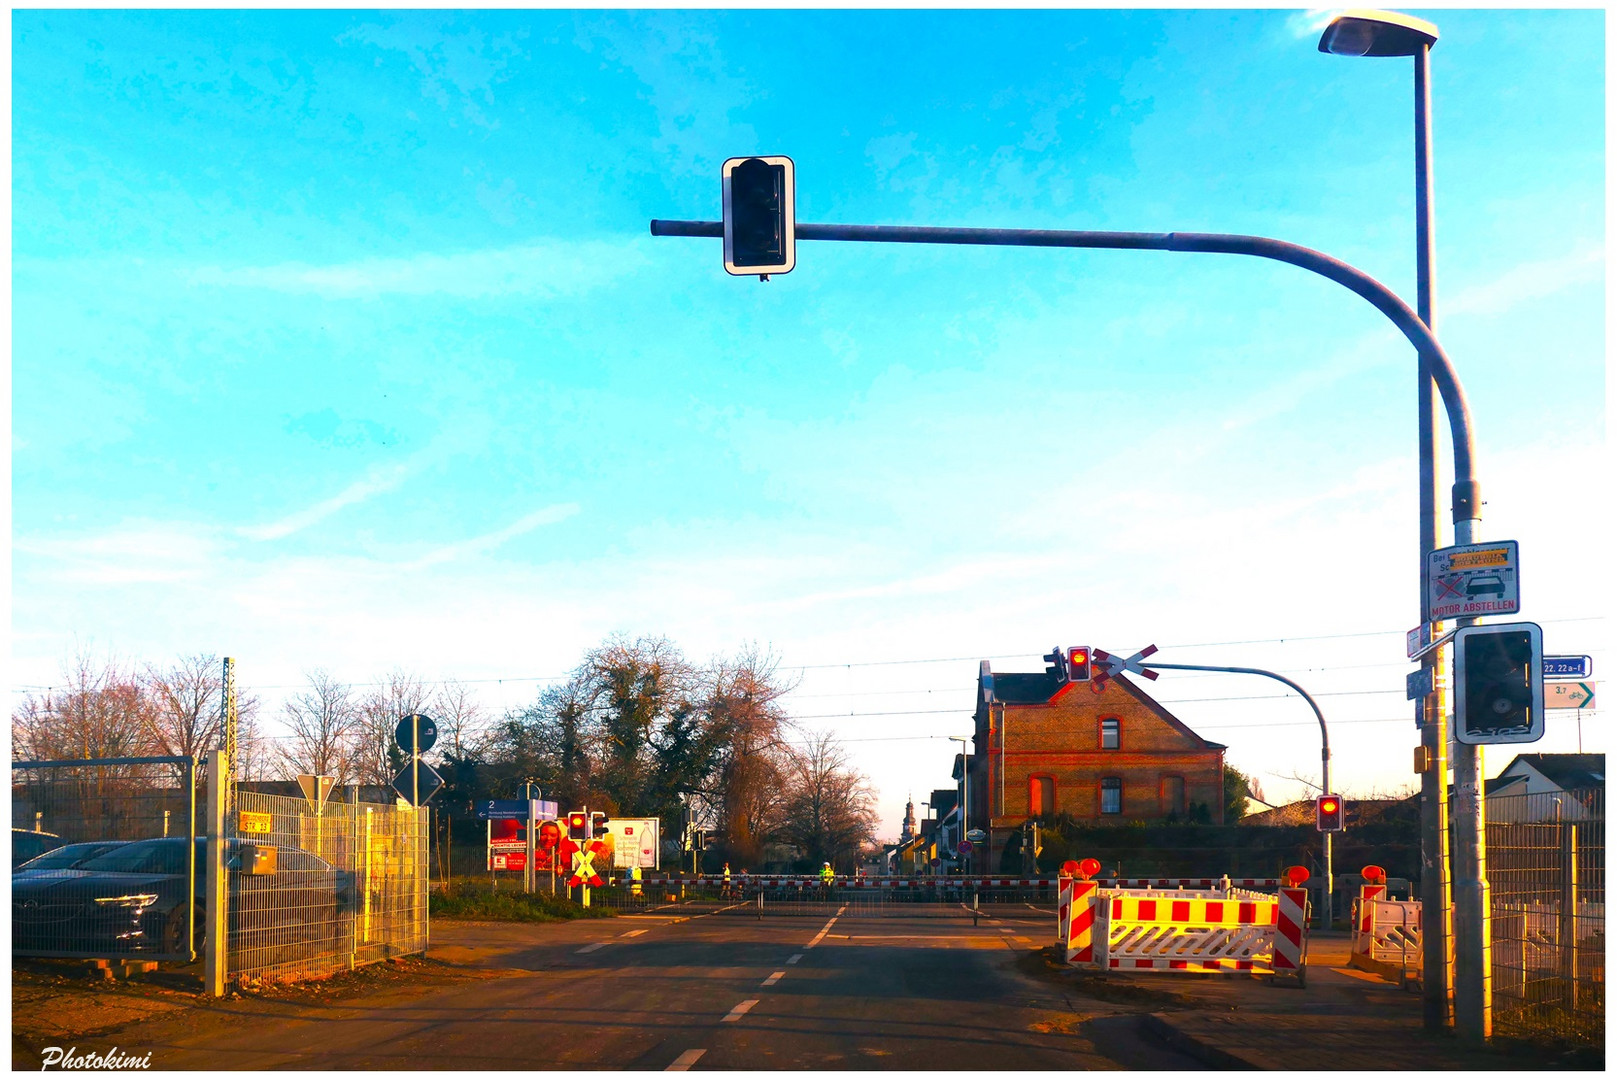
[11,757,201,962]
[603,877,1066,918]
[1487,786,1603,1046]
[227,790,428,982]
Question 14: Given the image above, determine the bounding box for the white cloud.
[405,503,582,569]
[237,464,412,542]
[1446,244,1604,319]
[188,239,650,299]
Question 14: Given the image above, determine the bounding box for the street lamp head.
[1318,9,1438,57]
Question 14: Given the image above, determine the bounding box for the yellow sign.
[1449,547,1511,570]
[239,811,273,835]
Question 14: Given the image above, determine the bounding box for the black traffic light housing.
[591,811,609,838]
[1067,646,1093,683]
[1454,622,1544,745]
[1043,647,1070,682]
[1315,794,1346,833]
[723,156,795,277]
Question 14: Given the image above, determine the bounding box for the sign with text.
[1546,682,1595,710]
[1427,540,1520,621]
[1544,655,1592,680]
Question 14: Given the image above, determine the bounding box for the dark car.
[11,837,354,960]
[13,840,130,879]
[11,829,64,869]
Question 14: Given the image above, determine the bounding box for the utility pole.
[220,657,237,811]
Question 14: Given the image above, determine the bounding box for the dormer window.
[1101,717,1120,749]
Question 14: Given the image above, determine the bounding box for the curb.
[1142,1013,1260,1071]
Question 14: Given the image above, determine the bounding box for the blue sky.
[10,8,1607,836]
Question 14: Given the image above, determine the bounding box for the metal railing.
[11,757,200,963]
[226,790,427,982]
[1487,786,1603,1046]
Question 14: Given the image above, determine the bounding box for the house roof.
[1238,795,1416,828]
[978,662,1225,751]
[1496,753,1604,792]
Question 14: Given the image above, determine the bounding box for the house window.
[1162,776,1186,817]
[1100,718,1120,749]
[1101,777,1123,815]
[1029,775,1055,817]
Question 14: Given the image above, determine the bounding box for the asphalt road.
[131,907,1206,1070]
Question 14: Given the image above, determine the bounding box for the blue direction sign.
[477,799,531,821]
[1544,655,1592,679]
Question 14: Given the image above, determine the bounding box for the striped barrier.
[1272,886,1309,979]
[1101,894,1280,971]
[1061,880,1099,964]
[644,876,1280,889]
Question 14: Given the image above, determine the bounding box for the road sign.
[1406,667,1434,701]
[395,713,438,756]
[1546,682,1595,710]
[958,840,974,855]
[477,799,531,820]
[533,799,559,820]
[1094,645,1162,684]
[965,828,987,842]
[391,760,444,805]
[239,811,272,835]
[1407,624,1458,662]
[1427,540,1519,621]
[296,774,336,812]
[1545,655,1593,679]
[929,857,941,868]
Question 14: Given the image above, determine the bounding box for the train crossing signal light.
[567,811,590,841]
[591,812,609,839]
[1316,794,1345,833]
[1042,647,1070,682]
[1068,646,1093,683]
[1454,622,1544,745]
[723,156,795,277]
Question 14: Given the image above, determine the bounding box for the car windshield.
[17,842,122,869]
[77,840,195,875]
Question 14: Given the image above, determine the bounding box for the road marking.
[998,928,1014,934]
[805,912,843,948]
[721,999,759,1022]
[620,929,647,937]
[786,954,803,964]
[761,971,785,986]
[666,1049,706,1071]
[1014,936,1033,944]
[576,942,606,954]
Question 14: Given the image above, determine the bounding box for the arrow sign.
[1546,682,1595,710]
[391,760,444,805]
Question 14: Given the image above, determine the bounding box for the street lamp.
[948,735,970,874]
[1319,7,1461,1041]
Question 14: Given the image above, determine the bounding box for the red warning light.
[1283,865,1311,887]
[1078,857,1102,879]
[1361,864,1386,885]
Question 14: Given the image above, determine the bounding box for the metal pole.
[1143,661,1333,929]
[1414,39,1456,1034]
[203,751,226,997]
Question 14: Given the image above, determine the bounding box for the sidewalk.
[1131,932,1569,1071]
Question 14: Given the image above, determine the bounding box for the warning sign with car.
[1427,540,1519,621]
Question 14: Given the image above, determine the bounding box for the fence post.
[1560,823,1578,1010]
[204,750,227,998]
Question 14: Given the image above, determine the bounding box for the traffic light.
[1043,647,1070,682]
[723,156,795,277]
[1454,622,1544,745]
[566,810,590,841]
[591,812,609,838]
[1316,794,1345,833]
[1067,646,1093,683]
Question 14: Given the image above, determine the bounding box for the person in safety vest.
[722,862,732,898]
[820,862,835,886]
[625,864,642,897]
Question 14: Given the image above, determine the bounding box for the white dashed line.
[620,929,647,937]
[761,971,785,986]
[666,1049,706,1071]
[576,942,606,954]
[998,928,1014,934]
[786,954,803,965]
[721,999,759,1022]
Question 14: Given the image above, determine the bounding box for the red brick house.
[968,654,1227,871]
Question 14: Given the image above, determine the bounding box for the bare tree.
[278,669,361,783]
[11,648,157,762]
[433,678,491,760]
[141,653,261,767]
[773,729,878,872]
[354,669,434,786]
[700,645,794,866]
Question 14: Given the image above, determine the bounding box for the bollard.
[758,890,764,921]
[973,889,980,927]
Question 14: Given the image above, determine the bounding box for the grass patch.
[430,882,618,922]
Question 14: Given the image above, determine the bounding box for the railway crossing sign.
[1427,540,1520,621]
[569,843,605,888]
[1546,682,1595,710]
[1092,645,1161,692]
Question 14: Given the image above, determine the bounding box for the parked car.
[11,837,355,959]
[14,840,130,879]
[11,829,64,869]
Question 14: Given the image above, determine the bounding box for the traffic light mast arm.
[1141,661,1331,795]
[649,217,1478,520]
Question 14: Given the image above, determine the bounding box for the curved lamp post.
[1319,8,1473,1041]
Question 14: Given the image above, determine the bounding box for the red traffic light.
[1319,798,1339,814]
[568,813,586,828]
[1315,794,1345,833]
[1068,646,1094,683]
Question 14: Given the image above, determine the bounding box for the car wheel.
[163,903,205,959]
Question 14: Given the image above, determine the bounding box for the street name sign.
[1427,540,1520,621]
[1544,655,1592,680]
[1546,682,1595,710]
[477,799,532,820]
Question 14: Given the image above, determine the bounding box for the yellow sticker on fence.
[239,811,273,834]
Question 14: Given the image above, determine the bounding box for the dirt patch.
[1028,1012,1092,1035]
[1015,947,1207,1009]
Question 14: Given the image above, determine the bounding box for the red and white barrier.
[1272,886,1309,975]
[644,875,1280,889]
[1062,879,1099,964]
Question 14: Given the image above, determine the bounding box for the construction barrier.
[1349,897,1422,978]
[1058,879,1099,964]
[644,875,1279,889]
[1272,886,1309,982]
